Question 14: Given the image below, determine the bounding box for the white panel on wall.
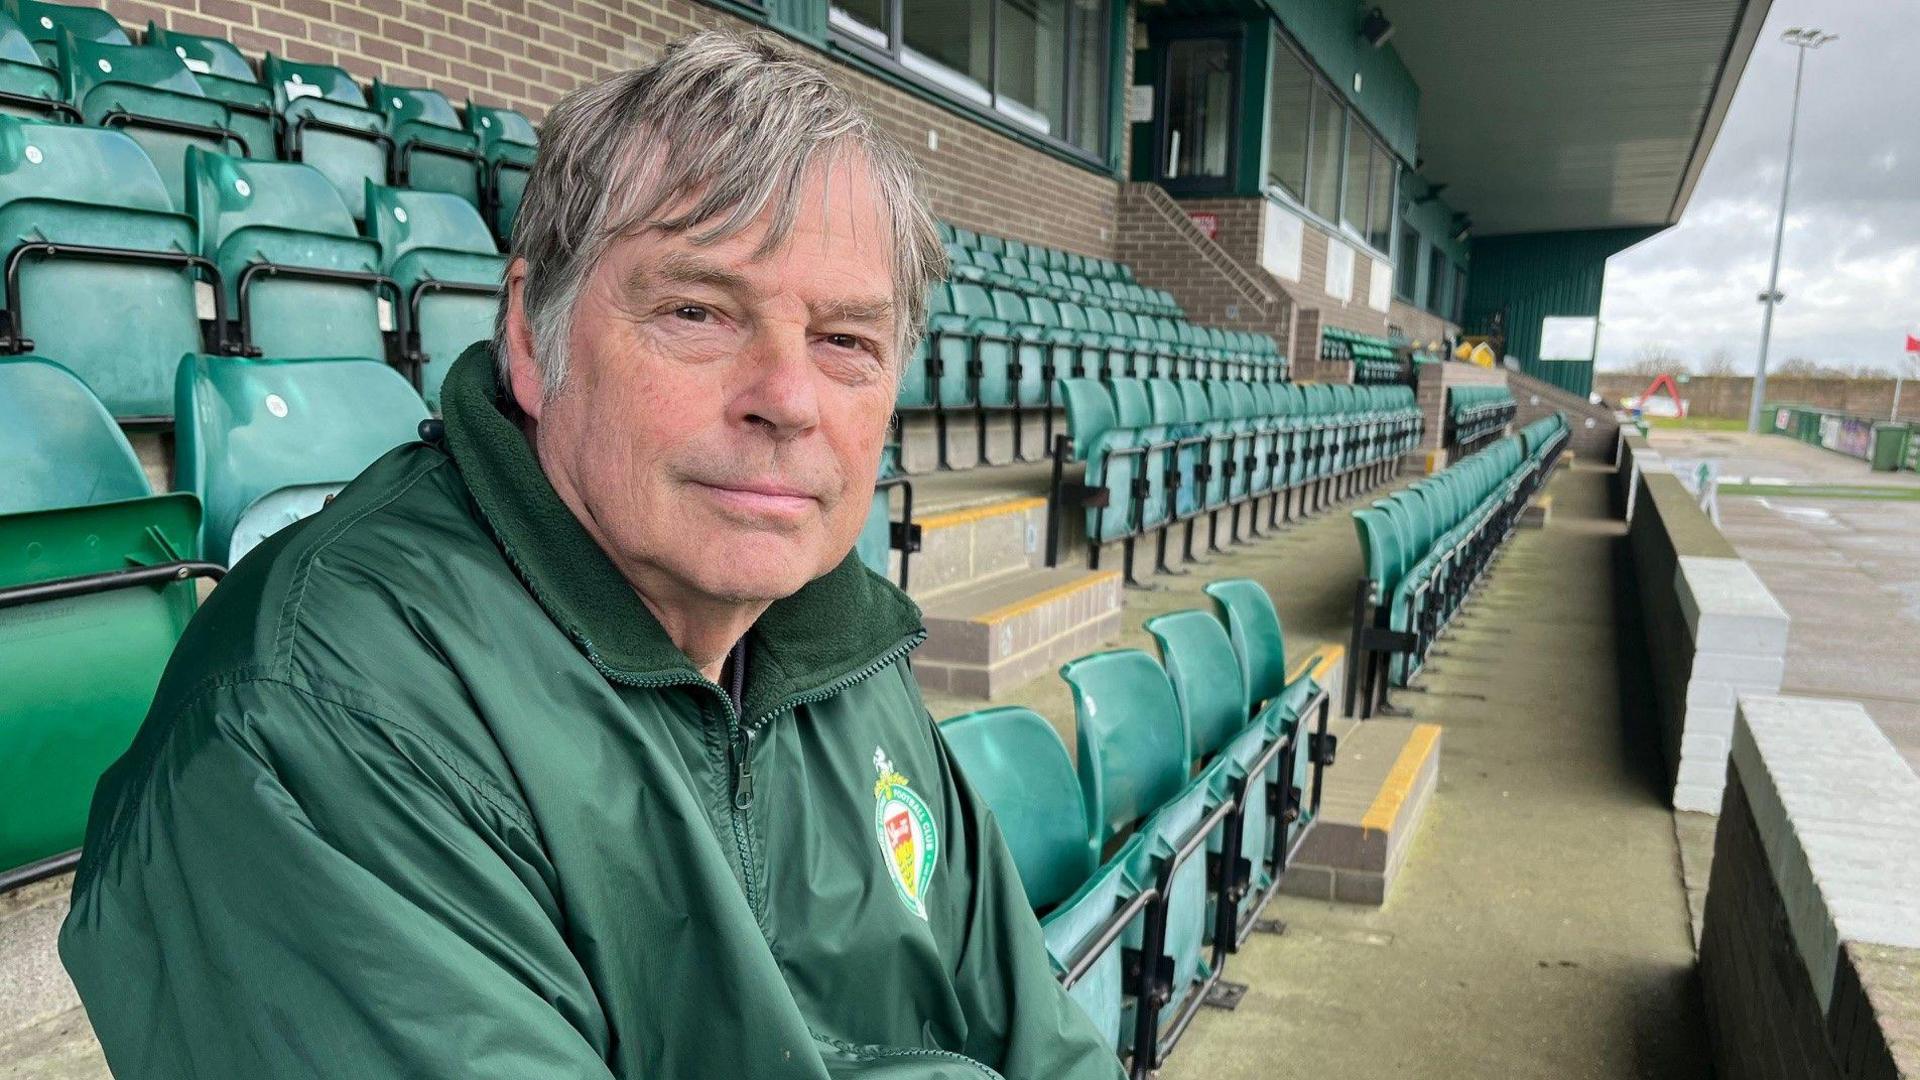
[1325,239,1354,303]
[1368,260,1392,312]
[1260,201,1303,282]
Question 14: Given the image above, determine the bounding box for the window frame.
[827,0,1115,166]
[1257,26,1399,264]
[1151,25,1243,197]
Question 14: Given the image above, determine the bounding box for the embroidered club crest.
[872,747,939,920]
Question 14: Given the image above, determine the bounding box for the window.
[1340,121,1371,233]
[1453,265,1468,323]
[1264,41,1311,200]
[1395,222,1419,299]
[1367,150,1395,252]
[1426,245,1447,312]
[1163,38,1234,181]
[831,0,1111,157]
[1306,83,1341,221]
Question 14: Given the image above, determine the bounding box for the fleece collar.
[437,343,924,719]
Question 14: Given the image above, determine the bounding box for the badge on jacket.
[872,747,939,920]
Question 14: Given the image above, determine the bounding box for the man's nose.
[733,326,821,439]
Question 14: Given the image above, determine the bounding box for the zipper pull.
[733,728,756,810]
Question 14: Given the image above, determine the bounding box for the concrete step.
[898,409,1062,475]
[1280,717,1442,906]
[907,495,1050,601]
[915,565,1123,700]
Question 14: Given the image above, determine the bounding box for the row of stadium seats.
[1345,412,1569,717]
[0,0,536,239]
[1047,378,1422,584]
[908,281,1289,468]
[1446,384,1516,456]
[939,219,1180,319]
[0,353,428,884]
[945,579,1334,1077]
[0,119,504,416]
[1320,326,1403,385]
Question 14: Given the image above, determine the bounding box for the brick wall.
[99,0,1125,257]
[1699,696,1920,1080]
[1594,373,1920,424]
[1507,367,1618,463]
[1114,184,1286,354]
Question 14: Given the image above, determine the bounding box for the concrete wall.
[99,0,1127,258]
[1621,447,1791,812]
[1595,374,1920,425]
[1700,695,1920,1080]
[1507,367,1617,464]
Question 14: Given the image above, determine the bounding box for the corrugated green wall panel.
[1465,227,1660,382]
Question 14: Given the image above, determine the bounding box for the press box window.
[1163,38,1234,181]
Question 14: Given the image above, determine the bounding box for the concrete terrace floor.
[1647,428,1920,773]
[1165,461,1709,1079]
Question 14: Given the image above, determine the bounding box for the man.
[61,31,1122,1079]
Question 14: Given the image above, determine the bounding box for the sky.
[1590,0,1920,374]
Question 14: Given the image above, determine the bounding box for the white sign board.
[1260,203,1303,282]
[1367,259,1392,312]
[1126,84,1154,123]
[1324,239,1354,303]
[1539,316,1598,360]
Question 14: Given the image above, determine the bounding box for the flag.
[1906,334,1920,352]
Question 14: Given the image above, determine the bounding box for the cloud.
[1596,0,1920,374]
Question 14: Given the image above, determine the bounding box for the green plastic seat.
[1058,377,1142,546]
[374,81,483,207]
[364,182,504,407]
[0,116,207,419]
[1059,648,1222,1058]
[7,0,124,64]
[57,37,249,208]
[465,100,534,244]
[1204,578,1320,850]
[261,53,390,221]
[186,146,388,363]
[0,357,203,878]
[142,24,274,160]
[173,353,427,565]
[0,11,66,120]
[941,706,1141,1050]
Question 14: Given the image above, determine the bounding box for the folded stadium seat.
[1148,377,1204,572]
[1203,578,1330,859]
[186,146,392,363]
[173,352,428,565]
[1151,318,1185,379]
[6,0,121,63]
[141,24,274,162]
[933,282,1009,465]
[942,706,1148,1056]
[898,283,974,468]
[463,101,535,245]
[56,36,252,208]
[1076,304,1129,380]
[260,53,391,221]
[0,357,214,887]
[988,286,1054,461]
[1145,609,1291,945]
[933,219,953,244]
[1046,377,1160,584]
[365,182,504,407]
[1059,648,1234,1072]
[373,81,483,207]
[854,452,918,588]
[0,11,69,120]
[0,117,217,420]
[1107,310,1155,378]
[1019,295,1081,386]
[950,225,978,248]
[1001,237,1026,263]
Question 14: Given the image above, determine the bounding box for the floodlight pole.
[1748,30,1834,434]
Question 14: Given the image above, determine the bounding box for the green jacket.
[60,347,1121,1080]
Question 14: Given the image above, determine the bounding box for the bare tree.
[1772,356,1824,378]
[1700,347,1738,377]
[1614,343,1690,377]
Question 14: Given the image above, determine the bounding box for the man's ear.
[502,259,545,422]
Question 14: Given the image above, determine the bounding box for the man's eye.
[825,333,864,351]
[673,305,710,323]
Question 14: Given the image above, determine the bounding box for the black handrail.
[100,107,250,157]
[0,560,226,611]
[1,241,230,355]
[233,260,406,365]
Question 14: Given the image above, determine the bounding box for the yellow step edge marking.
[975,571,1121,626]
[915,497,1049,533]
[1290,643,1345,686]
[1359,723,1442,835]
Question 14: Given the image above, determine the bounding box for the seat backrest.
[186,145,359,250]
[1108,378,1151,428]
[144,23,256,84]
[949,281,995,320]
[365,182,495,260]
[13,0,125,56]
[465,101,536,148]
[1352,507,1394,592]
[0,8,41,68]
[0,113,173,214]
[1203,578,1289,714]
[261,53,367,109]
[1059,649,1190,850]
[1145,610,1249,765]
[58,36,206,102]
[175,353,430,563]
[0,358,150,512]
[942,706,1096,911]
[1058,377,1116,459]
[372,80,461,131]
[988,287,1028,325]
[1178,380,1209,422]
[1146,378,1184,425]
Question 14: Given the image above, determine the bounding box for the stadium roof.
[1387,0,1770,237]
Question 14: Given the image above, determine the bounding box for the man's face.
[508,158,899,609]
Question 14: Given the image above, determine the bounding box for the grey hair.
[495,29,948,397]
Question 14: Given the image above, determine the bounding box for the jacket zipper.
[583,630,925,918]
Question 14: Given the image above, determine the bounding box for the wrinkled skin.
[502,157,901,677]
